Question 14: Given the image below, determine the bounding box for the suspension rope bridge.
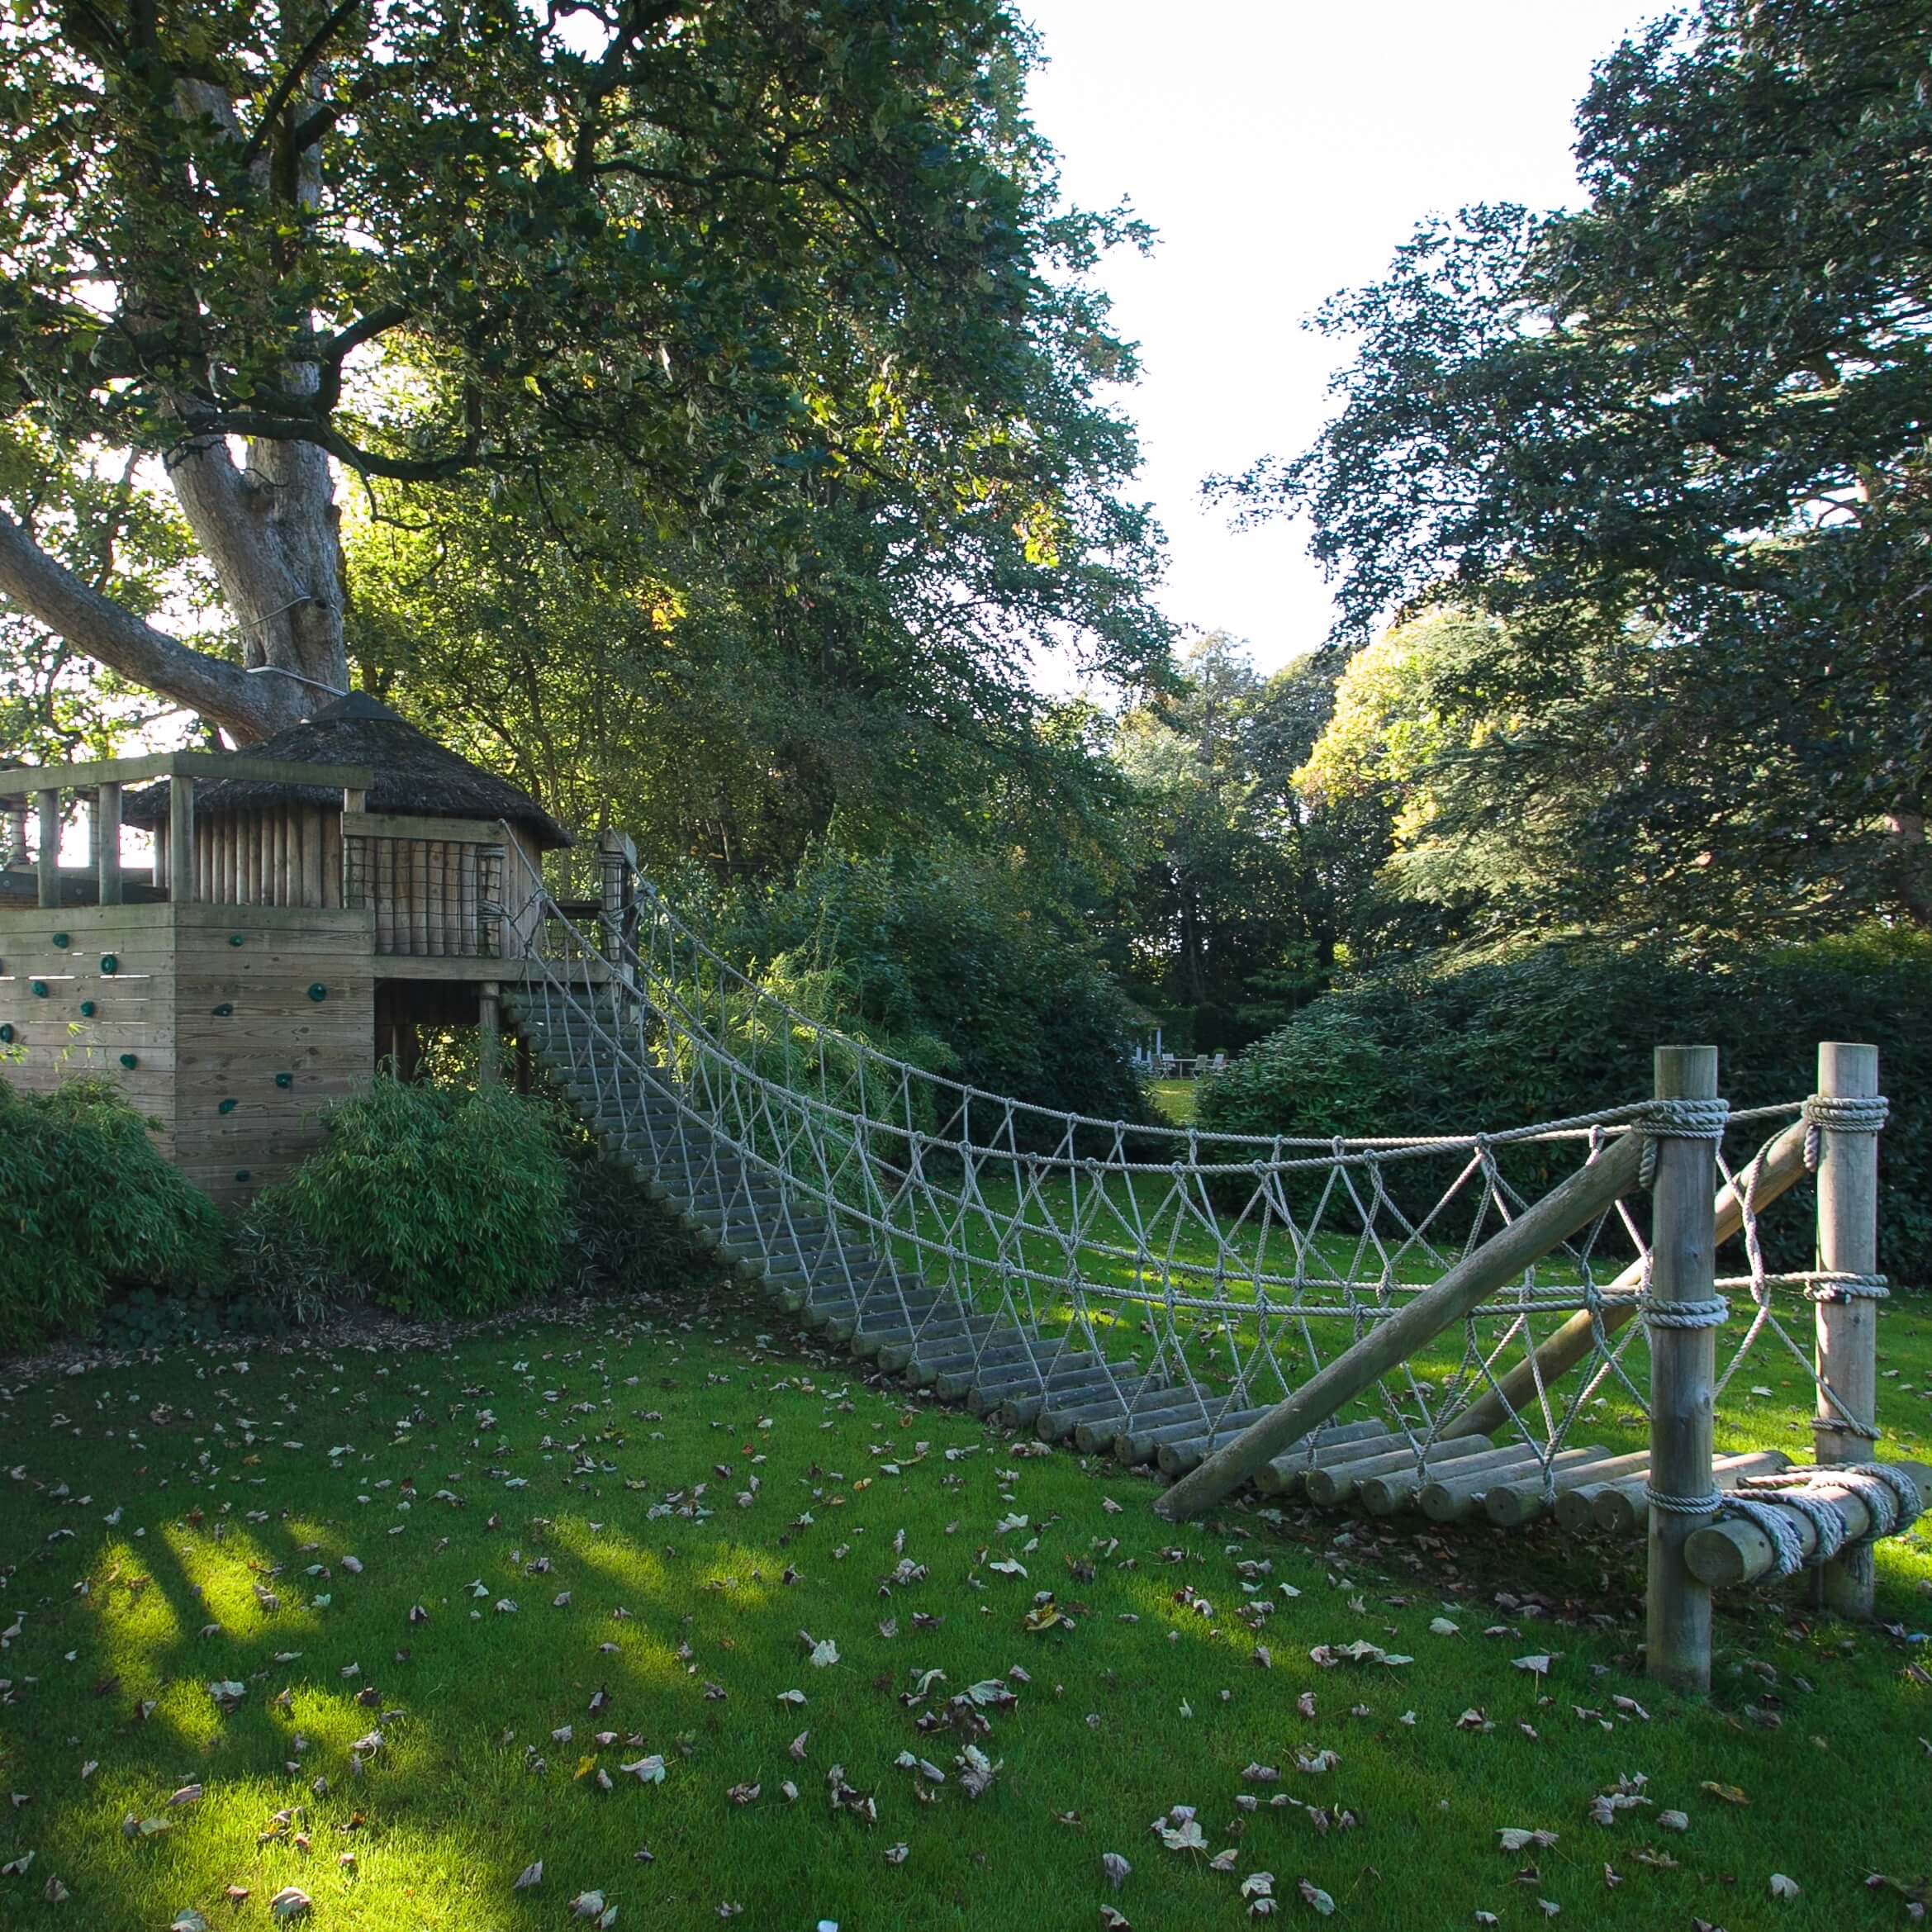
[496,839,1921,1683]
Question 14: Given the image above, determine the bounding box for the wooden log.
[1645,1045,1721,1693]
[95,781,122,905]
[1445,1113,1812,1441]
[36,788,60,908]
[1303,1431,1496,1506]
[1360,1439,1564,1517]
[1590,1450,1792,1536]
[1417,1445,1616,1522]
[1812,1042,1882,1619]
[321,810,342,908]
[1256,1426,1414,1497]
[1685,1460,1932,1588]
[1154,1127,1647,1521]
[169,775,195,905]
[1487,1450,1652,1526]
[479,982,501,1089]
[1158,1413,1293,1477]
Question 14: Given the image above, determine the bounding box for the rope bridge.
[493,839,1921,1678]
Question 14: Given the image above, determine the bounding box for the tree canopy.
[1218,0,1932,939]
[0,0,1166,750]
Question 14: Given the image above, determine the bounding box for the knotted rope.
[1718,1463,1924,1574]
[1636,1097,1730,1189]
[1801,1092,1889,1171]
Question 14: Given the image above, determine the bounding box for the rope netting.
[500,844,1885,1499]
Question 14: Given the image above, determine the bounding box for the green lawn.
[1149,1078,1196,1127]
[1,1264,1928,1932]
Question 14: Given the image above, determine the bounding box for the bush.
[1196,930,1932,1283]
[256,1077,571,1317]
[0,1075,225,1351]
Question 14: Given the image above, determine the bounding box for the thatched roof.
[124,694,572,849]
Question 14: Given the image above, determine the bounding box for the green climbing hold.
[307,982,328,1003]
[211,1003,234,1017]
[99,954,118,974]
[30,980,48,998]
[0,1023,13,1043]
[229,933,246,947]
[119,1053,138,1070]
[51,932,69,949]
[235,1170,252,1184]
[218,1098,238,1114]
[78,1000,96,1018]
[274,1072,293,1089]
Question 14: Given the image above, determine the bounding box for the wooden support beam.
[1685,1460,1932,1588]
[1445,1114,1811,1441]
[1812,1041,1882,1618]
[0,752,374,793]
[169,772,196,905]
[1153,1128,1646,1521]
[478,982,501,1089]
[1588,1450,1792,1536]
[95,781,122,905]
[1645,1044,1721,1693]
[36,788,60,909]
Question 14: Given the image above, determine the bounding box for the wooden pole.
[169,776,196,905]
[478,981,501,1090]
[1812,1041,1882,1619]
[1445,1115,1811,1441]
[95,782,122,905]
[1686,1459,1931,1588]
[36,788,60,909]
[1645,1044,1721,1693]
[1154,1128,1647,1521]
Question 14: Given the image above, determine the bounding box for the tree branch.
[0,506,282,738]
[240,0,368,167]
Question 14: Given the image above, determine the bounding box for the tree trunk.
[1887,809,1932,928]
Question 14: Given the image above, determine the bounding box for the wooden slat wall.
[191,807,339,909]
[343,832,507,957]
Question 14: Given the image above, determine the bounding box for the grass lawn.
[2,1262,1929,1932]
[1149,1079,1197,1127]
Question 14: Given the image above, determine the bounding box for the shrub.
[258,1077,571,1317]
[1196,930,1932,1283]
[0,1075,225,1351]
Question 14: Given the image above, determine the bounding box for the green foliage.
[717,842,1146,1130]
[1198,931,1932,1280]
[0,1075,225,1351]
[259,1078,570,1319]
[1222,0,1932,938]
[1105,635,1397,1050]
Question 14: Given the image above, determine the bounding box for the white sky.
[1019,0,1664,674]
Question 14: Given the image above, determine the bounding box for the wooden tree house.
[0,695,571,1207]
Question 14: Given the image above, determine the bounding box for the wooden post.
[478,981,501,1089]
[169,775,196,905]
[95,782,123,905]
[1645,1044,1721,1693]
[36,788,60,909]
[3,792,25,868]
[1154,1128,1647,1521]
[598,828,634,965]
[1812,1041,1882,1619]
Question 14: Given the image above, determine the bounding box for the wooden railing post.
[95,782,123,905]
[169,774,197,905]
[36,787,61,909]
[1812,1041,1882,1619]
[1645,1044,1721,1693]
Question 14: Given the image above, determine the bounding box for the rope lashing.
[1640,1296,1729,1330]
[1721,1462,1925,1571]
[1801,1092,1888,1170]
[1801,1270,1889,1304]
[1645,1484,1723,1516]
[1635,1097,1730,1189]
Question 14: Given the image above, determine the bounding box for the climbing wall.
[0,902,376,1209]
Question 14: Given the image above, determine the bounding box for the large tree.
[1218,0,1932,937]
[0,0,1159,744]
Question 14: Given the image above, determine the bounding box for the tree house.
[0,695,572,1207]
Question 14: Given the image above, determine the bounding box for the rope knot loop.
[1802,1091,1890,1170]
[1636,1096,1729,1188]
[1801,1270,1889,1304]
[1639,1294,1729,1331]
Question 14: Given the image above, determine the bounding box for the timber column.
[1811,1042,1883,1619]
[1645,1044,1721,1692]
